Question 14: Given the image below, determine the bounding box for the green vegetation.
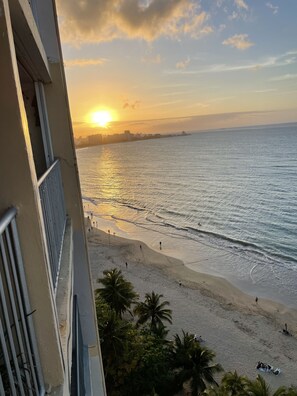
[97,268,138,317]
[172,331,223,395]
[95,268,297,396]
[205,373,297,396]
[134,291,172,331]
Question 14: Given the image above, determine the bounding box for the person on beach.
[159,241,162,250]
[125,262,128,268]
[282,323,291,335]
[255,297,258,303]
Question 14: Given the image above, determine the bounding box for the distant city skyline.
[57,0,297,136]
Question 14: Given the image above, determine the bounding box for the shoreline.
[84,203,296,309]
[86,223,297,388]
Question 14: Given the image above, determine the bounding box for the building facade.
[0,0,106,394]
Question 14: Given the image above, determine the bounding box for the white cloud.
[228,11,239,20]
[164,51,297,75]
[181,12,213,39]
[176,58,190,69]
[57,0,213,44]
[222,34,254,50]
[229,0,249,20]
[270,74,297,82]
[234,0,248,10]
[266,2,279,15]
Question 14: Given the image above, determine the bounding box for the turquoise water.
[77,123,297,307]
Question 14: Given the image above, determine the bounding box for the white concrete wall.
[0,0,64,389]
[0,0,107,393]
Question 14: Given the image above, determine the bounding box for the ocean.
[77,123,297,308]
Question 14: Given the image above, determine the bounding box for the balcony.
[0,208,43,395]
[38,160,66,291]
[71,295,86,396]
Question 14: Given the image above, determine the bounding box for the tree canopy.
[95,269,295,396]
[97,268,138,317]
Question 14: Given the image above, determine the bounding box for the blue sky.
[57,0,297,135]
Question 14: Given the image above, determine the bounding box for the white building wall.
[0,0,106,394]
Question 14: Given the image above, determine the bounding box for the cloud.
[64,58,107,67]
[164,50,297,75]
[266,2,279,15]
[57,0,213,44]
[181,11,213,39]
[222,34,254,50]
[270,74,297,82]
[228,0,249,20]
[252,89,277,93]
[234,0,248,10]
[122,100,141,110]
[228,11,239,20]
[176,58,190,69]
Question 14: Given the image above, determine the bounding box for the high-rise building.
[0,0,106,394]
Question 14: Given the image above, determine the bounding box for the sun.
[91,110,112,127]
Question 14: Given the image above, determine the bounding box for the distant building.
[88,134,103,146]
[124,130,133,141]
[0,0,105,395]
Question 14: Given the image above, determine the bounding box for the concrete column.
[0,0,64,388]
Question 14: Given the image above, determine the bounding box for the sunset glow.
[59,0,297,136]
[90,110,112,128]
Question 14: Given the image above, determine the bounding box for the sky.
[56,0,297,136]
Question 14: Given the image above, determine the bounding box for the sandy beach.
[86,224,297,389]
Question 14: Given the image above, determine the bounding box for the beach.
[86,224,297,389]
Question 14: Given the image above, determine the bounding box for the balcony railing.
[0,207,43,395]
[38,160,66,291]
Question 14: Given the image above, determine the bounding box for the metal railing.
[71,295,86,396]
[38,160,66,291]
[0,207,43,395]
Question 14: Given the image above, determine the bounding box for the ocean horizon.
[77,122,297,308]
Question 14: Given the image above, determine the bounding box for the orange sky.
[57,0,297,136]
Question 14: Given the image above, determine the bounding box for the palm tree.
[283,387,297,396]
[152,322,170,341]
[98,308,132,369]
[246,375,288,396]
[203,375,297,396]
[203,385,230,396]
[173,330,197,366]
[134,291,172,331]
[221,371,249,395]
[97,268,138,317]
[172,331,223,396]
